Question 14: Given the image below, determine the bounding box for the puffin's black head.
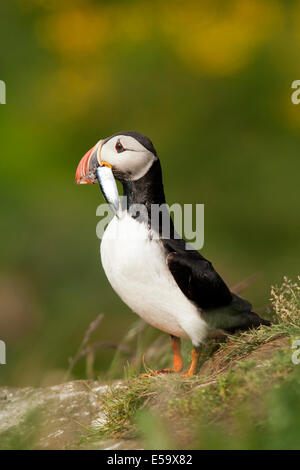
[76,131,158,184]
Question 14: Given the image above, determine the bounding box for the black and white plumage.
[76,131,270,375]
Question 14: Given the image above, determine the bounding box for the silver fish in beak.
[96,165,120,216]
[75,139,120,216]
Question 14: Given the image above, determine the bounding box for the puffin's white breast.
[100,212,208,345]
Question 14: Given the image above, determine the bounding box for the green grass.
[79,276,300,449]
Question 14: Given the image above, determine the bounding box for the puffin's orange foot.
[181,371,194,378]
[181,347,200,377]
[140,336,183,377]
[140,368,174,377]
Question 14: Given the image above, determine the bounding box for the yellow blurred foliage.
[18,0,285,116]
[31,0,283,73]
[161,0,283,75]
[36,6,109,58]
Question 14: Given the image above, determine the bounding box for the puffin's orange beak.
[75,140,111,184]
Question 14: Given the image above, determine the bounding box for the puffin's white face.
[101,135,157,181]
[75,132,158,184]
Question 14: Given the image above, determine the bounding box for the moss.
[0,409,42,450]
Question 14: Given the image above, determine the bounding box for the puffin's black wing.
[163,237,271,330]
[163,238,232,310]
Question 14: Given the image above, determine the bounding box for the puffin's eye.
[115,140,125,153]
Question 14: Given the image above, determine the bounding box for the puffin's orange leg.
[140,336,183,377]
[172,336,183,372]
[182,347,200,377]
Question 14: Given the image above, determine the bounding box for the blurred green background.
[1,0,300,387]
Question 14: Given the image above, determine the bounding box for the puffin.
[75,131,270,376]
